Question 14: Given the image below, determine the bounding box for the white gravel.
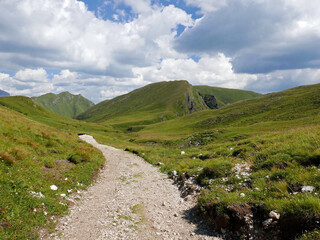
[42,135,221,240]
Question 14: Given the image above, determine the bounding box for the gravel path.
[44,135,221,240]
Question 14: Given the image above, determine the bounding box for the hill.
[194,85,261,107]
[77,80,207,130]
[0,89,10,97]
[33,92,94,118]
[0,100,104,239]
[77,80,260,131]
[94,83,320,239]
[0,96,112,136]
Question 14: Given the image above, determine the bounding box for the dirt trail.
[44,135,221,240]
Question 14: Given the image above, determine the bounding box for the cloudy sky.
[0,0,320,103]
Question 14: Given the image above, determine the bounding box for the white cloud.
[0,68,53,96]
[100,89,129,99]
[184,0,227,12]
[0,0,193,76]
[133,53,256,89]
[177,0,320,74]
[14,68,48,82]
[121,0,152,14]
[0,0,319,103]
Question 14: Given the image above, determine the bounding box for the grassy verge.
[0,106,105,239]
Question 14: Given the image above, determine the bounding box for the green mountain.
[77,80,207,129]
[2,83,320,239]
[194,85,261,107]
[77,80,260,131]
[32,91,94,118]
[111,83,320,239]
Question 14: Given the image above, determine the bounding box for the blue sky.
[0,0,320,103]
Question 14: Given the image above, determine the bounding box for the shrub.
[0,152,15,165]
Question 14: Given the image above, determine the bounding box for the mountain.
[76,80,208,130]
[194,85,261,107]
[0,89,10,97]
[77,80,261,131]
[32,91,94,118]
[112,83,320,239]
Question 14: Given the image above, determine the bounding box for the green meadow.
[1,81,320,239]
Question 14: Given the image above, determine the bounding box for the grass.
[0,105,105,239]
[86,83,320,238]
[32,91,94,118]
[1,82,320,238]
[76,80,258,130]
[194,85,261,106]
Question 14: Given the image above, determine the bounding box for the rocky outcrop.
[203,94,219,109]
[187,94,196,113]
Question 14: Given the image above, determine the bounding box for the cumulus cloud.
[0,69,53,96]
[134,53,256,88]
[14,68,48,82]
[177,0,320,73]
[246,68,320,93]
[184,0,227,12]
[0,0,320,102]
[0,0,193,75]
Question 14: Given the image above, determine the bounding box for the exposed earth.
[42,135,221,240]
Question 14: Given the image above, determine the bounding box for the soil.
[42,135,222,240]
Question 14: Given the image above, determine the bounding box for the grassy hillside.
[93,83,320,239]
[2,83,320,239]
[194,85,261,107]
[33,92,94,118]
[77,80,207,131]
[0,104,105,239]
[0,96,112,134]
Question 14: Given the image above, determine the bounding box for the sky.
[0,0,320,103]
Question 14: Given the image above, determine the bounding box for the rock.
[50,185,58,191]
[269,210,280,220]
[262,218,273,228]
[302,185,314,193]
[173,213,179,217]
[203,94,219,109]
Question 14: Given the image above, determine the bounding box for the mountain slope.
[0,102,104,239]
[97,83,320,239]
[77,80,207,130]
[0,89,10,97]
[77,80,261,131]
[33,92,94,118]
[194,85,261,107]
[0,96,112,134]
[138,83,320,139]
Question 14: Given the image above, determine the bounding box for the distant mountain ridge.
[32,91,94,118]
[0,89,10,97]
[77,80,261,131]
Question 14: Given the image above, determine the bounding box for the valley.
[0,81,320,239]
